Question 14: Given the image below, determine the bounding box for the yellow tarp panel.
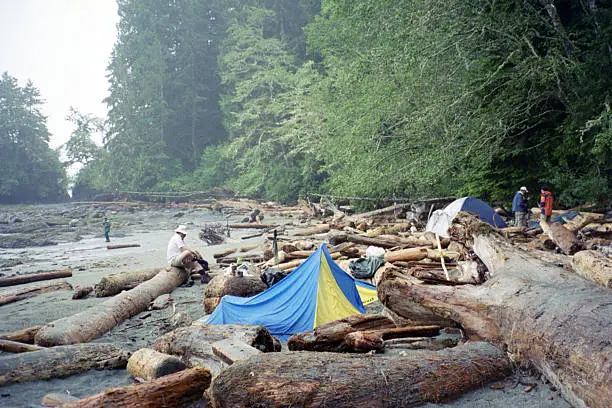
[356,283,378,306]
[314,255,361,327]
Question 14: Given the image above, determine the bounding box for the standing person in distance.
[539,186,554,223]
[512,186,530,227]
[103,217,111,242]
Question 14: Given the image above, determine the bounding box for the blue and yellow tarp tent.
[206,244,378,340]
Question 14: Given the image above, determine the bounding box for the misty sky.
[0,0,118,148]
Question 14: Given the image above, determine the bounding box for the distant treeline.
[2,1,611,207]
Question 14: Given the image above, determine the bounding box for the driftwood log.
[384,247,429,263]
[228,223,278,229]
[94,268,162,297]
[211,341,510,408]
[0,270,72,287]
[72,285,93,299]
[60,367,211,408]
[292,224,330,236]
[329,233,399,249]
[343,326,441,352]
[0,281,73,306]
[288,314,396,352]
[203,274,267,314]
[41,393,79,407]
[378,213,612,408]
[127,348,186,380]
[107,243,141,249]
[571,250,612,288]
[547,222,582,254]
[35,267,188,346]
[0,339,44,353]
[153,324,276,376]
[0,343,128,386]
[0,325,42,344]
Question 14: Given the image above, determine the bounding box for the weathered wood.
[203,274,267,313]
[127,348,186,380]
[288,314,396,352]
[329,233,400,249]
[0,325,42,344]
[563,213,605,233]
[41,393,79,407]
[94,268,162,297]
[275,252,342,271]
[0,339,44,353]
[229,223,278,229]
[212,339,261,365]
[153,324,276,376]
[60,367,211,408]
[343,326,441,352]
[292,224,330,236]
[571,250,612,288]
[106,243,141,249]
[211,342,511,408]
[0,343,128,386]
[384,247,429,263]
[379,214,612,408]
[213,248,237,258]
[72,285,93,299]
[0,281,73,306]
[548,222,582,255]
[0,270,72,287]
[35,267,188,346]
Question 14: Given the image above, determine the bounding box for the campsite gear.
[206,244,378,340]
[426,197,507,238]
[349,256,385,279]
[260,267,290,287]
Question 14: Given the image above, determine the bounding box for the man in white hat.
[167,225,211,283]
[511,186,530,227]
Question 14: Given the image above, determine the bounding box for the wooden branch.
[292,224,330,236]
[0,281,73,306]
[0,270,72,287]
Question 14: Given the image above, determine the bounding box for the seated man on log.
[167,225,212,284]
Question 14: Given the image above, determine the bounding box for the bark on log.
[287,314,396,352]
[127,348,186,380]
[0,281,73,306]
[384,247,429,263]
[203,274,267,313]
[292,224,330,236]
[344,326,441,352]
[94,268,162,297]
[0,325,42,344]
[228,223,278,229]
[211,342,511,408]
[211,339,261,365]
[0,339,44,353]
[153,324,276,376]
[329,233,400,249]
[60,367,211,408]
[378,214,612,408]
[106,243,141,249]
[213,248,237,258]
[35,267,188,346]
[571,250,612,289]
[0,343,128,386]
[548,222,583,254]
[0,270,72,287]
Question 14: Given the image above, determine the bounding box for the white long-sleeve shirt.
[167,233,185,263]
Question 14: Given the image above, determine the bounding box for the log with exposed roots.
[94,268,162,297]
[0,343,128,386]
[211,342,511,408]
[378,213,612,408]
[60,367,211,408]
[35,267,188,346]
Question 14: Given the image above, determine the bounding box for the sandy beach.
[0,203,571,407]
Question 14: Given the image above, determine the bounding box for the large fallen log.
[94,268,162,297]
[127,348,186,380]
[0,343,128,386]
[60,367,211,408]
[0,325,42,344]
[0,270,72,287]
[0,339,44,353]
[211,341,510,408]
[384,247,429,263]
[378,213,612,408]
[547,222,582,254]
[288,314,396,352]
[571,250,612,289]
[0,281,73,306]
[41,393,79,407]
[153,324,276,376]
[329,233,399,249]
[106,243,141,249]
[292,223,330,236]
[343,326,441,352]
[35,266,188,346]
[203,274,267,314]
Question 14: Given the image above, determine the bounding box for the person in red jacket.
[539,186,554,223]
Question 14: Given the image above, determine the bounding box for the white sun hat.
[520,186,528,192]
[175,225,188,234]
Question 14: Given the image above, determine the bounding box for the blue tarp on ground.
[206,244,377,340]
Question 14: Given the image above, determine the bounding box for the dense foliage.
[0,72,68,203]
[75,0,610,207]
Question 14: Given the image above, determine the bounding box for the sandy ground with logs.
[0,199,607,407]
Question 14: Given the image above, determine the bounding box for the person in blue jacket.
[512,186,529,227]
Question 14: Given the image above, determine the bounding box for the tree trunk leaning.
[0,281,73,306]
[211,342,511,408]
[571,250,612,288]
[127,348,186,380]
[60,367,211,408]
[94,268,162,297]
[378,214,612,408]
[0,343,128,386]
[35,267,188,346]
[0,270,72,287]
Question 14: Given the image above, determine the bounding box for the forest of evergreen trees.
[2,0,611,206]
